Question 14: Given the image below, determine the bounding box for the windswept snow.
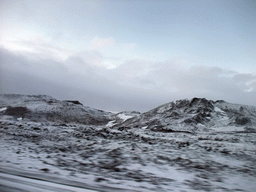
[0,107,7,112]
[106,120,116,127]
[210,125,246,132]
[17,117,22,121]
[117,114,134,121]
[214,106,225,113]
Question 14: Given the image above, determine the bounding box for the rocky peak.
[63,100,83,105]
[189,97,214,109]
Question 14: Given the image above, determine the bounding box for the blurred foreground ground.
[1,119,256,192]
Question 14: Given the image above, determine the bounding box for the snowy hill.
[0,94,114,125]
[113,97,256,133]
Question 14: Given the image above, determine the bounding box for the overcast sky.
[0,0,255,112]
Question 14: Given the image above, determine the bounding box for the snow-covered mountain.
[2,95,255,130]
[0,94,114,125]
[113,97,256,133]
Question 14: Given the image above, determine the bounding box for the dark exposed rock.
[147,119,162,127]
[235,116,251,125]
[118,126,128,131]
[176,99,190,108]
[63,100,83,105]
[5,106,30,118]
[214,100,226,103]
[40,168,50,172]
[150,125,173,133]
[184,112,210,125]
[166,111,181,119]
[189,98,214,111]
[95,177,107,182]
[184,118,196,124]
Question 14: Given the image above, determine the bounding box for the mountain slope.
[0,94,114,125]
[113,97,256,133]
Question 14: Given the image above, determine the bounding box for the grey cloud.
[1,47,256,112]
[0,47,69,84]
[0,48,171,111]
[233,73,256,84]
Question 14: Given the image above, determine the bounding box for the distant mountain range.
[0,94,256,132]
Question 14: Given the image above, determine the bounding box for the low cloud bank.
[1,47,255,111]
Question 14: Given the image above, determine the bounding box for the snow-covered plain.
[0,95,256,191]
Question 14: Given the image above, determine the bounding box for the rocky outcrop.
[235,116,251,125]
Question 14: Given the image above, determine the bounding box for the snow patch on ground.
[211,125,245,132]
[0,107,7,112]
[214,106,225,114]
[117,114,134,121]
[106,120,116,127]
